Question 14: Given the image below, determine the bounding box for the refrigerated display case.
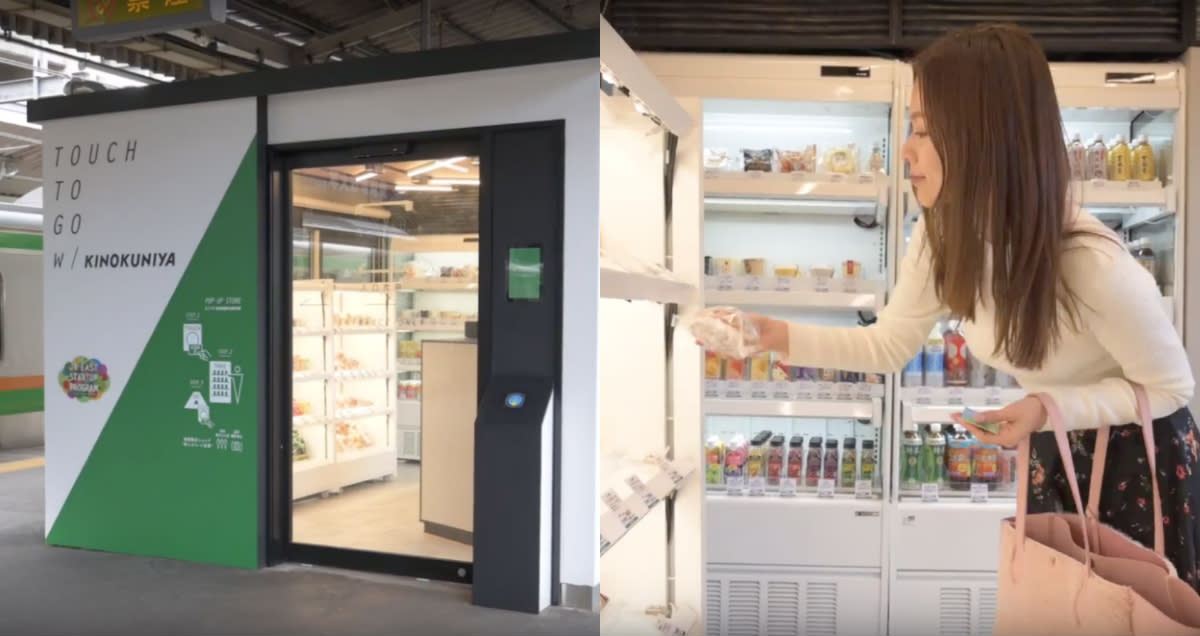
[645,52,903,636]
[888,61,1186,636]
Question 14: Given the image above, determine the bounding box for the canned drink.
[843,260,862,279]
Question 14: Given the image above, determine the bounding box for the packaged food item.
[860,440,877,485]
[960,406,1000,434]
[704,350,724,379]
[703,256,714,276]
[810,265,834,284]
[973,441,1000,489]
[743,258,766,276]
[790,366,818,382]
[742,148,774,172]
[747,431,771,479]
[292,429,309,460]
[923,326,945,388]
[920,424,946,485]
[822,438,840,482]
[868,143,885,174]
[994,369,1017,389]
[999,447,1020,491]
[684,306,761,360]
[704,148,732,170]
[843,260,862,279]
[1108,134,1132,181]
[805,437,824,487]
[767,435,786,486]
[724,434,748,479]
[946,427,973,490]
[1130,238,1157,283]
[724,357,747,381]
[823,144,858,174]
[777,146,817,173]
[787,435,805,480]
[943,325,969,387]
[817,367,839,383]
[901,429,923,487]
[749,353,771,381]
[774,266,799,277]
[840,437,857,487]
[903,350,924,387]
[1066,133,1087,181]
[1132,134,1156,181]
[705,436,725,485]
[770,358,790,381]
[713,258,737,275]
[1086,134,1108,180]
[967,350,991,388]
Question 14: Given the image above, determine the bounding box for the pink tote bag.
[992,385,1200,636]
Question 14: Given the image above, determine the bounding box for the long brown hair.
[913,23,1086,370]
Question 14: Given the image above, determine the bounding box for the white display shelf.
[706,379,885,402]
[705,397,877,420]
[899,386,1027,408]
[293,326,331,336]
[705,277,882,311]
[395,358,423,373]
[600,264,696,305]
[331,368,392,381]
[292,444,396,500]
[705,171,887,205]
[1072,179,1173,210]
[332,325,391,335]
[293,405,392,427]
[395,277,479,292]
[293,370,328,382]
[396,319,469,332]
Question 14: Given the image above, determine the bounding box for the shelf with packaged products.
[394,277,479,292]
[903,179,1175,224]
[395,318,471,333]
[704,276,883,311]
[395,358,422,373]
[899,386,1027,409]
[705,171,887,205]
[705,397,878,420]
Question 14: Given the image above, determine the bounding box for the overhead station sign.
[72,0,226,42]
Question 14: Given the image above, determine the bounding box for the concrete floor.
[0,449,597,635]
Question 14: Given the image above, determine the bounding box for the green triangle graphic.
[47,141,260,569]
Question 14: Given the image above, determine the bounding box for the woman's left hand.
[952,396,1047,448]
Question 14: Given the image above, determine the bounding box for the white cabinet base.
[888,571,997,636]
[706,565,882,636]
[397,426,421,461]
[293,447,397,500]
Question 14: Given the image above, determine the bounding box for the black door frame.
[264,129,488,583]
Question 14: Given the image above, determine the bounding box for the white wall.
[269,59,603,591]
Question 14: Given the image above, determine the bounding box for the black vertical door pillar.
[473,122,564,613]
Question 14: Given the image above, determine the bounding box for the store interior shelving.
[636,50,1190,636]
[596,32,702,634]
[291,279,398,500]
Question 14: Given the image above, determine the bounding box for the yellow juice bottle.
[1132,134,1156,182]
[1108,134,1132,181]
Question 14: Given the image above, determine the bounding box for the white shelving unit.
[641,50,1189,636]
[596,23,702,634]
[292,279,398,500]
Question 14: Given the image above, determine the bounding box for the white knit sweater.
[785,211,1194,431]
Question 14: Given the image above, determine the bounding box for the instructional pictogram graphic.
[183,323,211,361]
[184,391,213,428]
[209,361,232,404]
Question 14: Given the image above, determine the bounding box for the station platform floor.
[0,448,596,635]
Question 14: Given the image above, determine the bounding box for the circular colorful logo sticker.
[58,356,110,402]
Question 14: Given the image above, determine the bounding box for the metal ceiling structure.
[0,0,598,198]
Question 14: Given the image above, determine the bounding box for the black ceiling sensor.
[350,142,412,160]
[821,65,871,78]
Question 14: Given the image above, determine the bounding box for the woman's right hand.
[693,311,789,356]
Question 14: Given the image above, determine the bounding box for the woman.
[731,24,1200,585]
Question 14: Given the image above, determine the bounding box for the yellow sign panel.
[76,0,209,29]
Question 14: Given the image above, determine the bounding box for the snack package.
[777,146,817,173]
[960,407,1001,435]
[742,148,774,172]
[681,306,761,359]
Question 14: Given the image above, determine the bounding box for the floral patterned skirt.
[1027,407,1200,589]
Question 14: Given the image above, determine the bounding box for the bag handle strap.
[1083,384,1163,556]
[1014,394,1091,572]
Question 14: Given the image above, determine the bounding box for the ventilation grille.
[805,581,839,636]
[398,429,420,460]
[727,579,762,636]
[605,0,891,52]
[705,578,723,635]
[765,581,801,636]
[977,587,998,635]
[900,0,1185,52]
[938,587,972,636]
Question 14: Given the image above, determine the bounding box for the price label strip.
[599,510,629,554]
[747,476,766,497]
[970,482,990,504]
[779,477,798,497]
[854,480,874,499]
[921,482,940,503]
[725,475,746,496]
[626,475,660,509]
[601,489,640,529]
[817,478,836,499]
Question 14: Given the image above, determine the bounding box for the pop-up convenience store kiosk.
[27,18,702,628]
